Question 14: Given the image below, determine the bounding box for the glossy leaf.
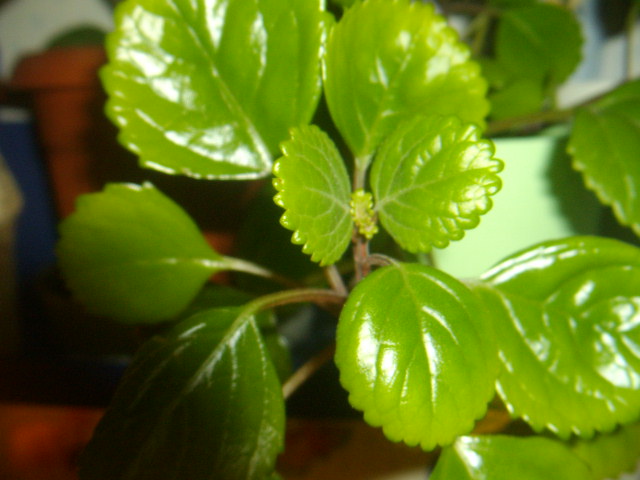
[430,435,593,480]
[57,183,224,323]
[496,4,582,88]
[273,125,353,265]
[178,284,292,382]
[474,236,640,438]
[568,80,640,235]
[79,308,285,480]
[371,115,503,252]
[335,263,498,450]
[102,0,328,179]
[324,0,489,159]
[572,421,640,480]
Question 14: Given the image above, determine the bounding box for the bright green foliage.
[572,421,640,480]
[102,0,328,179]
[323,0,489,160]
[371,115,503,252]
[495,4,582,90]
[57,183,225,323]
[569,80,640,235]
[430,435,593,480]
[474,236,640,438]
[58,0,640,477]
[273,125,353,265]
[335,263,498,450]
[78,308,285,480]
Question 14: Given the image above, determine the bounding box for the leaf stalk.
[222,256,302,289]
[239,288,347,322]
[282,343,336,399]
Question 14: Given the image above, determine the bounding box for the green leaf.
[57,183,224,323]
[473,236,640,438]
[335,263,498,450]
[430,435,593,480]
[324,0,489,159]
[102,0,328,179]
[370,115,503,253]
[496,4,582,89]
[568,80,640,235]
[488,77,545,121]
[175,284,292,382]
[572,421,640,480]
[571,422,640,480]
[273,124,353,266]
[79,308,285,480]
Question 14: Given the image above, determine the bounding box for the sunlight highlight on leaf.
[336,263,498,450]
[473,236,640,438]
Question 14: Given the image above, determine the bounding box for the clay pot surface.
[10,47,109,217]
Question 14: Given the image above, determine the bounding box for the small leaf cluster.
[55,0,640,479]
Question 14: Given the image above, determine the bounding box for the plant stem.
[325,264,348,297]
[351,155,374,282]
[352,232,371,282]
[353,155,371,192]
[486,79,627,136]
[282,343,336,399]
[222,256,302,289]
[468,10,492,57]
[486,107,576,136]
[240,288,346,320]
[367,253,397,268]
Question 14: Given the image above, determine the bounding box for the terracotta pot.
[10,46,109,219]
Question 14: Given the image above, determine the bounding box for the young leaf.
[335,263,498,451]
[324,0,489,159]
[102,0,328,179]
[78,308,285,480]
[371,115,503,252]
[473,236,640,438]
[273,125,353,266]
[57,183,224,323]
[571,421,640,480]
[430,435,593,480]
[568,80,640,235]
[496,4,582,89]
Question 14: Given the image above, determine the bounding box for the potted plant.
[55,0,640,478]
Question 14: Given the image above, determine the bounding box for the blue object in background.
[0,108,57,298]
